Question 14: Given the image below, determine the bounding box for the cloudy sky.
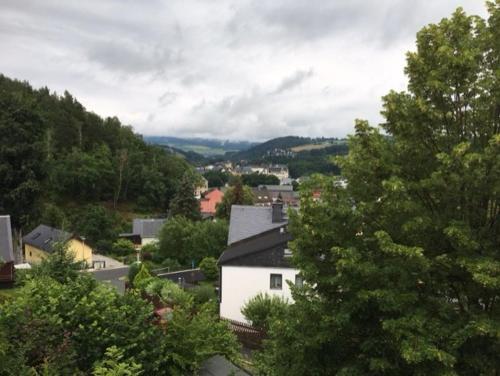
[0,0,488,141]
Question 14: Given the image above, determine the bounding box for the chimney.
[271,195,284,223]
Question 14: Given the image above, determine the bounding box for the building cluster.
[196,162,291,185]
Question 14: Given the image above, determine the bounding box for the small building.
[218,226,299,323]
[200,188,224,216]
[0,215,15,284]
[23,224,93,266]
[132,218,166,246]
[265,164,289,183]
[195,176,209,198]
[117,233,142,249]
[253,185,297,206]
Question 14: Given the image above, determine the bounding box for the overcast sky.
[0,0,488,141]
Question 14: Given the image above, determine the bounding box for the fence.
[222,318,266,349]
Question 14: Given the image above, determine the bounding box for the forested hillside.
[229,136,349,178]
[0,74,191,249]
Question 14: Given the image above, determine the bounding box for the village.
[0,163,309,373]
[0,1,498,375]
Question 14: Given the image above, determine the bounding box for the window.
[270,274,282,290]
[295,274,304,288]
[284,248,292,257]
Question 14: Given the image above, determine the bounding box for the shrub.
[191,284,217,306]
[160,280,193,308]
[112,239,136,256]
[144,280,160,297]
[199,257,218,282]
[241,293,288,330]
[127,262,141,285]
[133,264,153,290]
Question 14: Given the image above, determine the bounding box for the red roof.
[199,188,224,214]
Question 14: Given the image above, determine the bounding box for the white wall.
[220,265,299,323]
[141,237,158,246]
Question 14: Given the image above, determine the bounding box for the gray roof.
[258,184,293,192]
[0,216,14,263]
[132,218,166,238]
[23,224,72,253]
[219,227,292,265]
[200,355,249,376]
[228,205,287,245]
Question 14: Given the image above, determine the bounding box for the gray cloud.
[273,69,313,94]
[0,0,489,140]
[158,91,178,106]
[87,40,182,75]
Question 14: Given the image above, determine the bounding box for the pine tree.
[169,173,201,221]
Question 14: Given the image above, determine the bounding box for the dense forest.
[0,74,192,249]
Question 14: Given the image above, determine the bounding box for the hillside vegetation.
[0,74,192,250]
[145,135,257,157]
[229,136,348,178]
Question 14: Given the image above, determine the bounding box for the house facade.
[0,215,15,284]
[218,227,299,323]
[265,164,289,183]
[23,224,93,266]
[219,201,300,323]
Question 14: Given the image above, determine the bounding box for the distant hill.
[228,136,349,178]
[144,136,257,157]
[156,144,207,165]
[228,136,312,161]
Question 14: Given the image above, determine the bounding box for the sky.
[0,0,488,141]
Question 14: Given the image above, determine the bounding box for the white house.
[218,201,300,323]
[265,164,289,184]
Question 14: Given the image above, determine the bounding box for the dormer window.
[284,248,292,257]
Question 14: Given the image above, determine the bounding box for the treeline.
[0,74,191,236]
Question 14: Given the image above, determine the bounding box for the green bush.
[191,284,217,306]
[127,262,141,285]
[144,279,165,297]
[241,293,288,330]
[133,264,153,290]
[112,239,136,257]
[199,257,218,281]
[160,280,193,308]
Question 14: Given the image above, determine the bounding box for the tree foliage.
[92,346,143,376]
[112,239,135,257]
[215,177,254,219]
[203,170,230,188]
[257,4,500,375]
[199,257,219,281]
[1,263,238,375]
[241,173,280,187]
[169,172,201,221]
[0,83,46,230]
[0,74,191,234]
[158,217,228,266]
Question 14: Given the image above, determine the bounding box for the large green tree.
[0,74,191,235]
[158,217,228,266]
[257,3,500,375]
[0,87,46,231]
[169,173,202,221]
[215,176,254,219]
